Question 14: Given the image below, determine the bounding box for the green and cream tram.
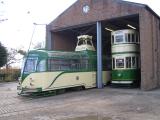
[111,29,140,85]
[17,35,111,95]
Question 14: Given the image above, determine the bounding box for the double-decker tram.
[17,35,111,95]
[111,29,140,85]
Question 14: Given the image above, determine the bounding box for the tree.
[33,41,45,49]
[0,43,7,67]
[18,49,26,56]
[5,48,19,68]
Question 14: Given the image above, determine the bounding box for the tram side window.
[48,59,71,71]
[128,34,131,42]
[70,59,78,70]
[132,56,137,68]
[132,34,135,43]
[136,57,139,68]
[126,57,131,68]
[112,35,114,44]
[136,34,139,43]
[37,60,46,72]
[60,60,71,70]
[80,59,91,70]
[125,33,128,42]
[116,59,124,68]
[48,58,90,71]
[48,59,60,71]
[112,58,115,69]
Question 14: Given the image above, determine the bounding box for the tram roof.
[28,49,96,59]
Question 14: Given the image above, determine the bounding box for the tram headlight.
[29,78,35,86]
[30,82,34,86]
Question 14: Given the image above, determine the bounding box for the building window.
[126,57,131,68]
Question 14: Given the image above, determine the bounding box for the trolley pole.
[96,21,103,89]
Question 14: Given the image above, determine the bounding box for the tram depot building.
[45,0,160,90]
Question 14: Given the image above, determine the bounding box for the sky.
[0,0,77,50]
[0,0,159,50]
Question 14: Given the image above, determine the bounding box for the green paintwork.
[36,87,42,92]
[112,51,140,55]
[112,69,140,81]
[21,87,42,93]
[21,74,29,83]
[112,43,140,46]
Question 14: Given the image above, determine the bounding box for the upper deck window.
[136,34,139,43]
[115,35,123,43]
[128,34,131,42]
[112,35,114,44]
[132,34,135,42]
[125,33,139,43]
[78,40,84,46]
[87,40,92,46]
[112,30,139,44]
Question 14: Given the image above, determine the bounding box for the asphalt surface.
[0,82,160,120]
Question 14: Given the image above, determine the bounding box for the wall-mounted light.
[105,28,113,32]
[127,24,136,29]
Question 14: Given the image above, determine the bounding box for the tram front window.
[37,60,46,72]
[78,39,84,46]
[87,40,92,46]
[23,58,38,73]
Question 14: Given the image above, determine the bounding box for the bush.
[0,43,7,67]
[0,68,20,82]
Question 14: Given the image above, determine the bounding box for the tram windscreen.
[23,58,38,73]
